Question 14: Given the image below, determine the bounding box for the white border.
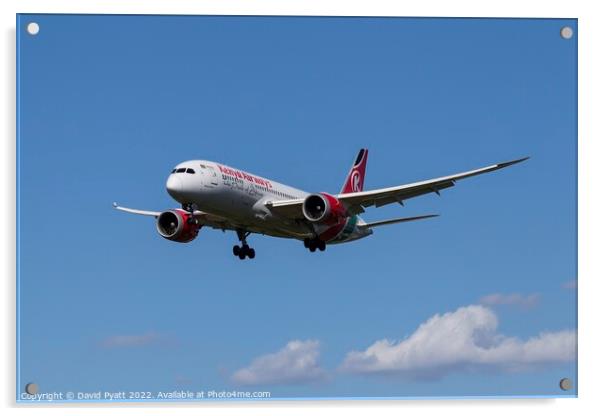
[3,1,599,415]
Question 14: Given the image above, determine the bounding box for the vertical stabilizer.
[340,148,368,194]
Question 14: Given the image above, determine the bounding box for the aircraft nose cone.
[166,175,183,199]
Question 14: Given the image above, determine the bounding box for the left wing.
[338,157,529,215]
[363,214,439,228]
[265,157,528,218]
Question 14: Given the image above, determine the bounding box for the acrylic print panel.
[16,14,577,402]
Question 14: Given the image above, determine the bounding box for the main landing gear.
[304,238,326,253]
[233,230,255,260]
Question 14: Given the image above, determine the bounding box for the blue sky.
[17,15,577,400]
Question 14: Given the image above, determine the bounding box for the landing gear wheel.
[234,230,256,260]
[305,238,326,253]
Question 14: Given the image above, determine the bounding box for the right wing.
[112,202,237,232]
[113,202,160,217]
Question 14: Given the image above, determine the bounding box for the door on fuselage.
[199,164,219,188]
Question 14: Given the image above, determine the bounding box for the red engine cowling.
[156,209,201,243]
[301,193,347,225]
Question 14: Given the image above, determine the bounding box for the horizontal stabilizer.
[364,214,439,228]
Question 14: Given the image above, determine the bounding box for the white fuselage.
[165,160,370,243]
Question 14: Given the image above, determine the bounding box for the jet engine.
[156,209,201,243]
[301,193,347,224]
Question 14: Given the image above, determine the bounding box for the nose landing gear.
[233,229,256,260]
[182,203,199,225]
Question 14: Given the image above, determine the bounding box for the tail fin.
[340,148,368,194]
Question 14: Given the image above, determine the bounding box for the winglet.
[112,202,118,208]
[364,214,440,228]
[497,156,530,169]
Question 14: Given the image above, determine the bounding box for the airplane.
[114,149,528,260]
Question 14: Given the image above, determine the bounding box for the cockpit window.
[171,169,176,173]
[186,168,195,174]
[176,168,186,173]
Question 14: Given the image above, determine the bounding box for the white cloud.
[479,293,540,309]
[340,305,576,380]
[231,340,326,386]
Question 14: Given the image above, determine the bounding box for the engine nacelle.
[156,209,201,243]
[302,193,347,224]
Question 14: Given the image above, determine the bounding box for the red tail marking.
[340,148,368,194]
